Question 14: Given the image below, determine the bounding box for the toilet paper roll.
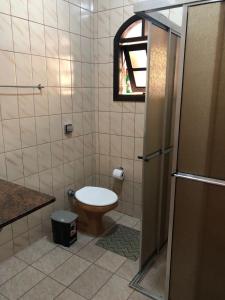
[112,168,124,180]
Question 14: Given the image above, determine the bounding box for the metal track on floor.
[129,248,166,300]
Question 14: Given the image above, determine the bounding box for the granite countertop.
[0,179,55,229]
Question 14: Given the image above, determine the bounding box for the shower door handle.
[137,155,150,162]
[138,150,162,162]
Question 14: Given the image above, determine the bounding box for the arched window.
[113,15,148,102]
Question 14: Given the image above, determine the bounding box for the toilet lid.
[75,186,118,207]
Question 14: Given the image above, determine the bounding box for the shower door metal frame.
[134,0,222,14]
[130,13,181,300]
[140,19,181,269]
[139,20,170,271]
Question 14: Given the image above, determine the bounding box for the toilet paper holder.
[112,167,125,180]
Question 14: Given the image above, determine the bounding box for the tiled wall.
[92,1,183,218]
[0,0,183,260]
[0,0,96,261]
[92,0,145,218]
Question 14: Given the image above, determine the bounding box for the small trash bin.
[51,210,78,247]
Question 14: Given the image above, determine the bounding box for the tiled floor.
[0,211,149,300]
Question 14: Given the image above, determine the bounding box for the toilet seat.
[75,186,118,207]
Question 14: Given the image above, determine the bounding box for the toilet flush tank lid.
[75,186,118,206]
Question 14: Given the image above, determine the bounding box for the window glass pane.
[130,50,147,68]
[123,20,142,38]
[119,52,132,95]
[134,71,146,87]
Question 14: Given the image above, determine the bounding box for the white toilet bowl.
[74,186,118,235]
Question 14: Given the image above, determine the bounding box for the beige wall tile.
[48,87,61,114]
[11,0,28,19]
[57,0,70,31]
[47,58,60,86]
[3,119,21,151]
[135,114,144,138]
[99,133,110,155]
[15,53,32,86]
[0,95,18,120]
[38,143,52,171]
[122,113,135,137]
[30,22,46,56]
[18,94,35,118]
[28,0,44,23]
[43,0,58,28]
[110,135,121,157]
[110,8,123,36]
[32,56,47,86]
[45,26,59,58]
[51,140,63,167]
[20,117,36,147]
[0,0,10,14]
[70,33,81,62]
[5,150,24,181]
[0,51,16,85]
[0,14,13,51]
[0,154,7,179]
[12,18,30,53]
[50,115,62,141]
[12,218,28,238]
[36,116,50,144]
[122,136,134,160]
[70,4,81,35]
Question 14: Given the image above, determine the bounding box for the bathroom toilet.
[74,186,118,236]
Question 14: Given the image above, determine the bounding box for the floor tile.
[32,247,72,274]
[96,251,126,272]
[116,259,139,281]
[50,254,91,286]
[0,294,7,300]
[128,291,151,300]
[15,237,56,264]
[60,232,94,254]
[105,210,123,221]
[70,264,112,299]
[118,215,139,228]
[77,241,106,262]
[56,289,86,300]
[0,256,27,285]
[0,266,45,300]
[133,221,141,231]
[20,277,64,299]
[102,216,116,231]
[92,274,132,300]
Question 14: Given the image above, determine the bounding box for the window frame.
[122,43,147,93]
[113,15,148,102]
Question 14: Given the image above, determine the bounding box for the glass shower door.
[141,22,169,267]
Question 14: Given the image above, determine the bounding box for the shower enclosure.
[134,1,225,300]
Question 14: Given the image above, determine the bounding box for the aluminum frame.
[134,0,217,13]
[136,13,180,300]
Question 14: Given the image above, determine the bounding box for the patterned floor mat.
[96,224,140,261]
